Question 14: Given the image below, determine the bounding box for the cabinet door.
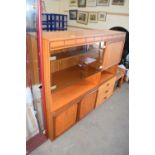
[102,41,124,70]
[96,77,116,107]
[54,103,78,137]
[79,90,97,120]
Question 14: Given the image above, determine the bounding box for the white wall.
[60,0,129,30]
[44,0,129,30]
[44,0,61,13]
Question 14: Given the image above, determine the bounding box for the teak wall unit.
[27,30,126,140]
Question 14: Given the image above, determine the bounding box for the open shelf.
[99,71,115,85]
[51,64,100,92]
[51,79,97,112]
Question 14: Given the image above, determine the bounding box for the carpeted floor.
[30,83,129,155]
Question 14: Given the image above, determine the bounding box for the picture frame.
[86,0,96,7]
[42,1,46,12]
[78,0,86,7]
[98,11,107,21]
[88,12,98,23]
[69,0,77,7]
[77,11,89,25]
[69,10,78,20]
[112,0,125,6]
[96,0,110,6]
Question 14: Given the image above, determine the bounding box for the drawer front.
[103,77,116,89]
[98,90,112,105]
[50,41,64,49]
[76,38,86,44]
[96,77,116,107]
[65,39,76,46]
[79,90,97,120]
[96,86,113,107]
[54,103,78,137]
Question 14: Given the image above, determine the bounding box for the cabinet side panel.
[42,39,54,140]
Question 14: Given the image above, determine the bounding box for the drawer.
[65,39,76,46]
[103,77,116,89]
[100,91,112,105]
[102,85,114,97]
[96,86,113,108]
[86,37,94,43]
[50,41,64,49]
[96,78,115,107]
[76,38,86,44]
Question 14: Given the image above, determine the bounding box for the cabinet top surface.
[29,29,126,41]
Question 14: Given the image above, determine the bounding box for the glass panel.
[26,0,45,141]
[50,42,105,92]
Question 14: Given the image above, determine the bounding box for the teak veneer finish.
[102,41,124,70]
[78,90,97,120]
[96,76,116,107]
[54,103,78,137]
[27,29,126,140]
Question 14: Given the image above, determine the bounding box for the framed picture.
[86,0,96,7]
[77,11,89,25]
[69,10,78,20]
[88,12,98,23]
[78,0,86,7]
[112,0,125,5]
[42,1,46,12]
[98,12,107,21]
[69,0,77,7]
[96,0,110,6]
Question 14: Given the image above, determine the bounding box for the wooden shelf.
[51,79,97,112]
[100,71,115,85]
[51,64,100,92]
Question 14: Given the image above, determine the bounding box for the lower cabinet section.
[78,90,97,120]
[54,103,78,137]
[52,77,116,139]
[96,77,116,107]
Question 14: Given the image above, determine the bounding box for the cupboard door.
[96,77,116,107]
[54,103,78,137]
[79,90,97,120]
[102,41,124,70]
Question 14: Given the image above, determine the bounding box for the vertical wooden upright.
[42,39,54,139]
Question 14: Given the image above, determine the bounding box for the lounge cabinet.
[78,90,97,120]
[27,30,125,140]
